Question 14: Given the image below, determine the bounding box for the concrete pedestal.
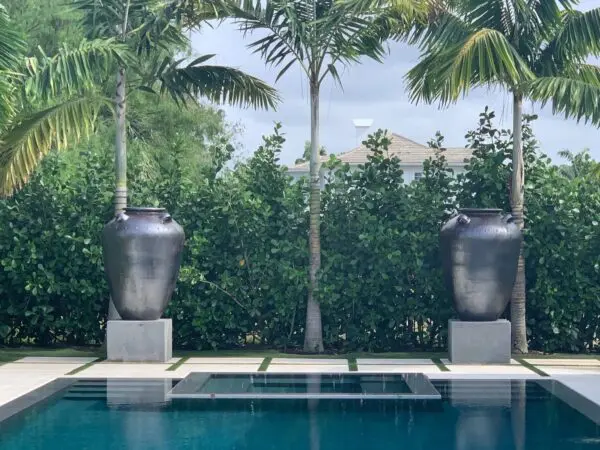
[449,319,511,364]
[107,319,172,362]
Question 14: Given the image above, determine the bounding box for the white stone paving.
[357,364,441,373]
[357,358,435,365]
[13,356,98,364]
[186,357,264,364]
[4,356,600,411]
[170,363,262,377]
[71,362,176,379]
[524,358,600,367]
[270,358,348,365]
[441,358,535,375]
[0,358,95,406]
[268,358,348,373]
[538,365,600,375]
[357,359,440,373]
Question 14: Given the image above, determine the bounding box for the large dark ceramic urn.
[102,207,185,321]
[440,208,521,321]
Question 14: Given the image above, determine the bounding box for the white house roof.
[288,132,472,172]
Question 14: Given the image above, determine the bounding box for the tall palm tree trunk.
[107,66,127,322]
[510,91,527,353]
[107,1,131,323]
[114,66,127,214]
[304,79,324,353]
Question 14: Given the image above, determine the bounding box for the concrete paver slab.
[270,358,347,365]
[267,364,349,373]
[14,357,98,364]
[524,358,600,367]
[357,358,434,365]
[356,364,440,373]
[186,357,264,364]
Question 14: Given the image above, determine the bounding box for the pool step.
[167,373,442,400]
[63,379,174,404]
[432,380,552,406]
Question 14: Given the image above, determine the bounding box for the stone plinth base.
[107,319,172,362]
[449,319,511,364]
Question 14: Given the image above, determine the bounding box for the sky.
[190,0,600,165]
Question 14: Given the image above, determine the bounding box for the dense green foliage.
[1,110,599,352]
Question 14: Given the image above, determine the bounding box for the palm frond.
[74,0,151,39]
[75,0,188,55]
[165,0,227,28]
[0,97,108,196]
[453,28,534,85]
[228,0,414,83]
[0,73,18,128]
[0,4,26,71]
[152,54,280,109]
[553,8,600,59]
[25,39,129,103]
[130,5,190,56]
[407,27,534,105]
[457,0,508,33]
[0,5,26,124]
[407,8,472,50]
[340,0,429,39]
[527,64,600,126]
[228,0,311,77]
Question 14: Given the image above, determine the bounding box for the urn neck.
[458,208,502,217]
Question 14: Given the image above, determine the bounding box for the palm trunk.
[114,67,127,214]
[106,66,127,322]
[307,374,321,450]
[510,91,527,353]
[106,1,131,327]
[511,380,526,450]
[303,80,324,353]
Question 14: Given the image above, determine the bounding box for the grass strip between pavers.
[347,358,358,372]
[258,357,272,372]
[514,357,549,376]
[65,358,102,376]
[432,357,450,372]
[167,356,189,371]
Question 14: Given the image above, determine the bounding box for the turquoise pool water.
[0,379,599,449]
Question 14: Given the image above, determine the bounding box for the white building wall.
[288,164,467,186]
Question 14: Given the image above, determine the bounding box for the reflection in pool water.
[0,379,598,450]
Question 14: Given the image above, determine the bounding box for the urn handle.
[503,213,515,223]
[161,213,173,224]
[457,213,471,225]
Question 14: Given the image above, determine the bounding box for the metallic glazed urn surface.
[102,207,185,321]
[440,208,522,321]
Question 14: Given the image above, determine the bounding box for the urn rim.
[124,207,167,214]
[458,208,502,216]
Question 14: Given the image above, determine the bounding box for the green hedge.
[1,111,599,352]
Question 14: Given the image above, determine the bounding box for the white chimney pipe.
[352,119,373,146]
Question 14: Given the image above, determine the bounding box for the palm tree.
[75,0,280,320]
[406,0,600,353]
[75,0,279,213]
[0,0,278,200]
[1,0,279,320]
[0,4,125,196]
[227,0,427,352]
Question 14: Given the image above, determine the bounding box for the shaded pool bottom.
[1,379,599,449]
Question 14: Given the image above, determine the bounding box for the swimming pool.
[0,376,599,449]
